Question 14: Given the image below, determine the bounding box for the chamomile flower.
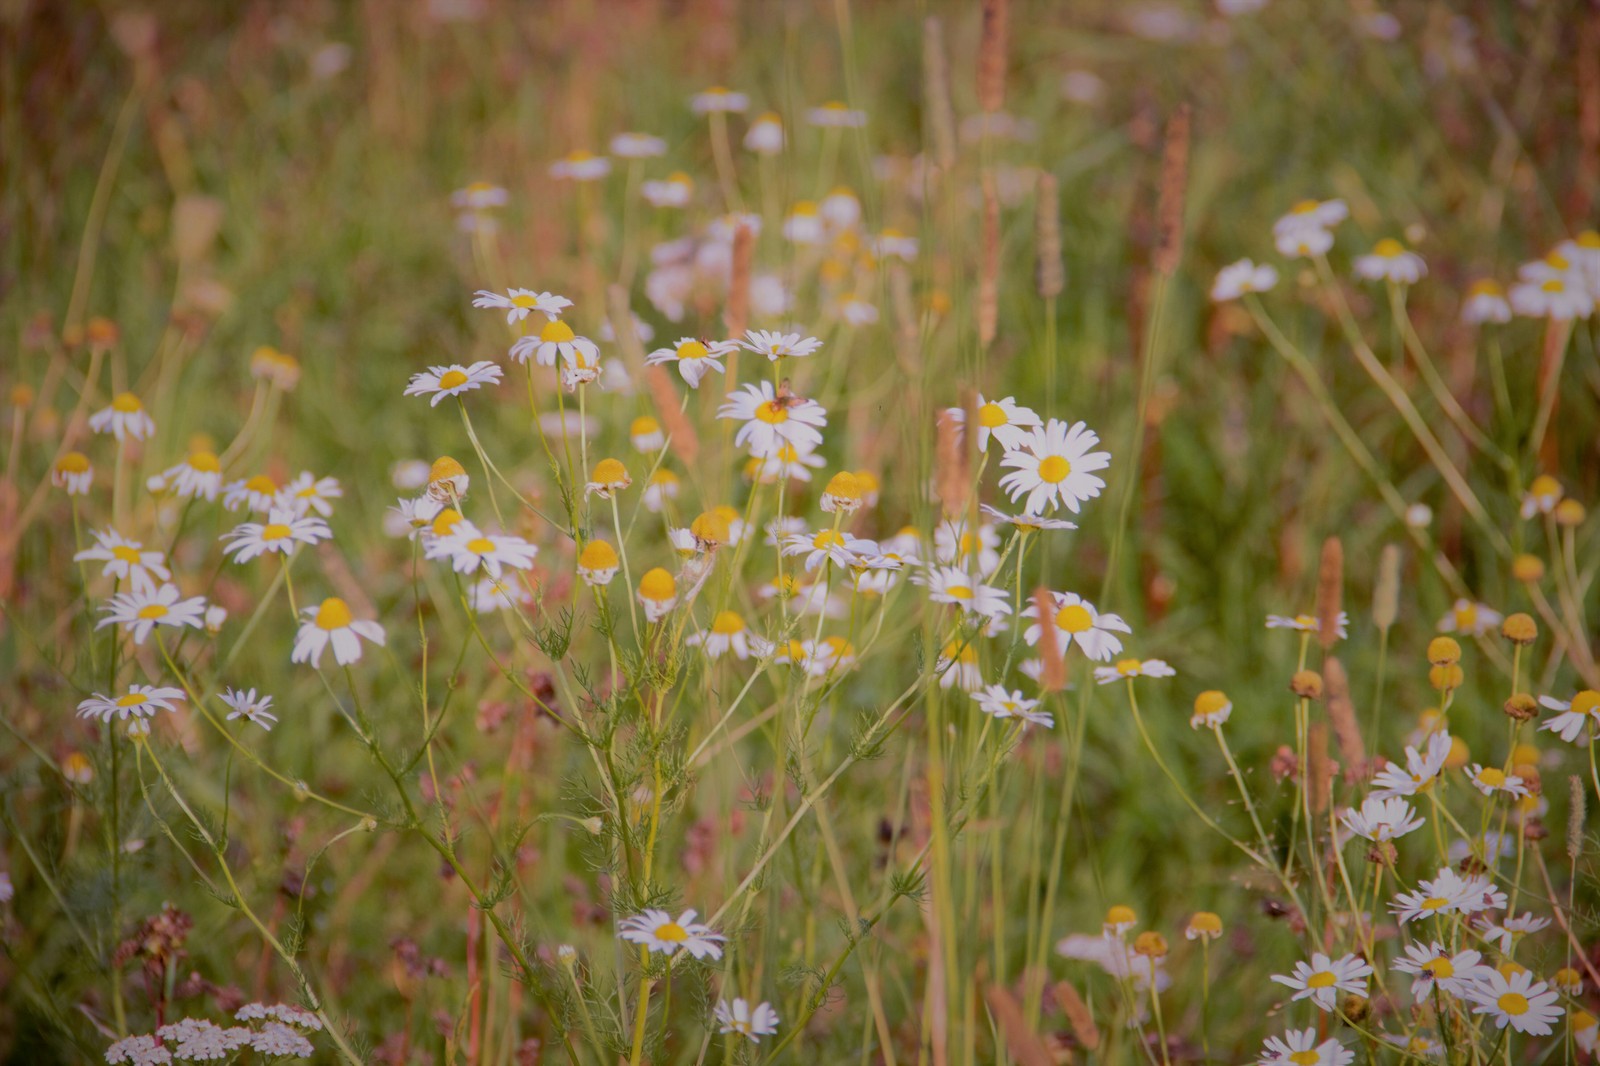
[783,201,825,244]
[549,151,610,181]
[1510,275,1594,320]
[744,112,784,153]
[802,635,857,676]
[629,416,664,452]
[933,519,1001,575]
[782,529,877,571]
[426,521,540,578]
[577,540,620,586]
[1210,258,1279,301]
[1185,912,1224,941]
[291,598,385,667]
[1270,952,1373,1011]
[385,495,443,538]
[219,688,277,731]
[1520,474,1563,517]
[75,530,171,591]
[77,685,186,723]
[1276,225,1336,259]
[586,457,632,498]
[52,451,93,494]
[451,182,508,210]
[714,999,779,1043]
[204,605,226,633]
[1539,691,1600,743]
[870,228,918,261]
[918,565,1012,622]
[998,419,1111,515]
[1463,969,1563,1035]
[1479,912,1552,952]
[248,346,301,389]
[807,100,866,127]
[89,392,156,442]
[978,506,1078,537]
[820,187,861,230]
[1094,658,1176,684]
[276,472,342,517]
[972,684,1052,727]
[946,394,1043,452]
[737,329,824,361]
[98,583,207,645]
[1340,796,1424,841]
[1389,867,1505,923]
[636,567,678,622]
[1461,280,1512,324]
[404,361,502,406]
[646,337,733,388]
[1380,1033,1444,1059]
[641,172,694,208]
[1577,1012,1600,1055]
[609,132,666,158]
[690,86,749,114]
[642,469,680,512]
[223,474,280,513]
[837,294,879,325]
[747,442,826,484]
[1465,764,1529,799]
[1257,1029,1353,1066]
[471,288,573,324]
[160,450,224,501]
[510,319,601,369]
[1274,198,1349,237]
[1023,591,1132,662]
[936,639,984,691]
[468,575,535,614]
[617,908,725,959]
[1437,598,1501,636]
[687,611,753,660]
[1191,690,1233,729]
[1266,612,1351,639]
[1354,238,1427,284]
[222,508,332,562]
[1370,731,1452,799]
[719,381,828,455]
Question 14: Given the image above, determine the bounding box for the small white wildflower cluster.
[105,1004,318,1063]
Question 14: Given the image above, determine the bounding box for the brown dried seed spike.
[923,17,957,170]
[977,0,1009,114]
[1035,172,1063,300]
[1152,103,1191,277]
[1051,980,1101,1050]
[1316,536,1343,651]
[984,983,1054,1066]
[1372,544,1400,631]
[979,175,1000,348]
[1033,586,1065,692]
[723,222,754,339]
[1322,657,1366,775]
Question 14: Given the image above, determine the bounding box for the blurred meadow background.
[3,0,1600,1063]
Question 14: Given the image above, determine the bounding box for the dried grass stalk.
[1052,980,1101,1051]
[923,17,957,170]
[1034,586,1065,692]
[984,983,1055,1066]
[723,222,754,338]
[1372,544,1400,632]
[979,175,1000,348]
[1035,172,1063,299]
[934,396,973,517]
[1315,536,1343,652]
[978,0,1009,114]
[1322,657,1365,776]
[1152,103,1190,277]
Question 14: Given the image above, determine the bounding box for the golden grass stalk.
[1152,103,1190,277]
[1372,544,1400,632]
[1034,172,1063,300]
[978,0,1009,114]
[1315,536,1342,653]
[922,16,957,170]
[978,175,1000,349]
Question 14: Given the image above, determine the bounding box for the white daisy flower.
[1437,598,1501,636]
[204,605,227,633]
[577,540,620,587]
[743,111,784,153]
[998,419,1111,515]
[1273,198,1349,237]
[219,688,277,730]
[617,908,725,959]
[806,101,866,127]
[1094,658,1176,684]
[917,565,1011,621]
[509,319,600,369]
[1370,730,1452,799]
[385,496,444,538]
[718,381,827,456]
[837,294,879,325]
[1465,763,1529,799]
[1389,867,1505,924]
[1266,612,1351,639]
[468,574,535,614]
[222,474,280,513]
[471,288,573,325]
[870,228,918,261]
[747,442,827,484]
[1539,691,1600,744]
[714,998,779,1042]
[933,519,1001,575]
[1353,238,1427,284]
[782,201,825,245]
[1190,691,1232,729]
[1510,274,1595,320]
[451,182,508,210]
[936,640,984,691]
[978,504,1078,534]
[404,361,503,406]
[686,611,753,660]
[160,450,224,501]
[549,151,610,181]
[1463,969,1563,1035]
[945,394,1043,453]
[782,529,877,572]
[1577,1011,1600,1055]
[221,508,332,563]
[737,329,823,361]
[1479,911,1552,952]
[291,597,385,667]
[641,173,694,209]
[645,337,733,388]
[609,132,665,158]
[1023,591,1132,662]
[1257,1028,1352,1066]
[1210,258,1279,301]
[1276,225,1336,259]
[425,520,539,579]
[1270,952,1373,1012]
[75,530,170,592]
[275,472,342,518]
[820,187,861,231]
[636,568,678,623]
[972,684,1052,727]
[52,451,94,495]
[97,583,207,645]
[641,469,680,513]
[1461,280,1512,324]
[1380,1033,1444,1059]
[690,86,748,114]
[1340,796,1424,842]
[77,685,186,723]
[88,392,156,442]
[628,415,664,452]
[801,636,857,677]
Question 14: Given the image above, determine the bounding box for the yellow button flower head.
[1426,637,1461,666]
[689,510,731,549]
[577,540,620,587]
[1185,912,1223,941]
[1191,690,1232,730]
[629,416,664,452]
[430,508,464,538]
[1501,613,1537,645]
[1512,554,1545,583]
[636,567,678,622]
[1132,931,1169,958]
[428,456,470,501]
[1521,474,1563,518]
[586,457,632,499]
[1554,498,1586,527]
[1104,905,1137,936]
[52,451,93,495]
[819,471,864,515]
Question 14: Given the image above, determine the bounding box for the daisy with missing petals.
[972,685,1052,727]
[1370,731,1452,799]
[1479,912,1552,952]
[1463,969,1563,1035]
[577,540,620,586]
[222,508,332,563]
[998,419,1111,515]
[719,382,828,455]
[1267,612,1351,639]
[1270,952,1373,1012]
[1210,258,1279,302]
[75,530,171,591]
[936,640,983,691]
[426,521,540,579]
[979,504,1078,535]
[1094,658,1176,684]
[617,908,725,959]
[52,451,94,495]
[1465,763,1529,799]
[1353,239,1427,284]
[1461,280,1512,324]
[946,394,1043,452]
[160,450,224,501]
[715,999,779,1043]
[1257,1029,1353,1066]
[1437,598,1501,636]
[636,568,678,623]
[471,288,573,325]
[642,469,680,512]
[690,86,749,114]
[405,361,503,406]
[510,319,601,369]
[88,393,156,442]
[645,338,733,388]
[291,597,385,667]
[276,472,342,517]
[919,566,1011,622]
[1191,690,1233,729]
[1023,591,1132,661]
[687,611,753,660]
[222,474,280,513]
[77,685,186,723]
[1340,796,1424,842]
[1389,867,1505,924]
[1539,690,1600,743]
[736,329,824,361]
[98,583,208,645]
[220,688,278,731]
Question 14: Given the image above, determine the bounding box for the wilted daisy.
[1479,912,1552,952]
[158,450,224,501]
[1437,598,1501,636]
[222,474,280,513]
[690,86,749,114]
[52,451,93,495]
[609,132,666,158]
[645,337,732,388]
[1273,198,1348,239]
[1463,969,1563,1035]
[617,908,725,959]
[98,583,207,645]
[471,288,573,324]
[1257,1029,1352,1066]
[737,329,824,361]
[405,361,502,406]
[385,496,443,538]
[1461,279,1512,324]
[1353,238,1427,283]
[636,567,678,622]
[1390,867,1505,923]
[641,172,694,208]
[1510,275,1594,320]
[220,688,277,731]
[248,346,301,390]
[77,685,185,723]
[468,574,535,614]
[585,457,632,498]
[687,611,753,660]
[1271,952,1373,1011]
[972,685,1052,727]
[919,565,1011,622]
[1266,612,1351,639]
[946,394,1043,452]
[642,469,680,512]
[1539,691,1600,743]
[627,415,664,452]
[1094,658,1176,684]
[549,150,610,181]
[714,998,779,1043]
[806,100,866,127]
[719,381,828,455]
[998,419,1111,515]
[744,111,784,153]
[510,319,600,369]
[577,540,620,586]
[1210,258,1279,301]
[1023,591,1131,661]
[222,508,332,562]
[1465,763,1529,799]
[426,521,539,579]
[75,530,171,591]
[276,472,342,517]
[291,597,384,667]
[1340,796,1424,841]
[1370,730,1452,799]
[89,392,156,442]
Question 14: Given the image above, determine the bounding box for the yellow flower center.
[755,402,789,425]
[1577,230,1600,249]
[540,319,575,343]
[631,416,660,436]
[466,537,496,555]
[1289,1052,1320,1066]
[977,402,1008,428]
[245,474,277,494]
[438,369,469,390]
[431,456,466,482]
[655,922,688,942]
[1572,691,1600,716]
[1105,905,1136,926]
[1290,200,1321,214]
[137,604,168,620]
[1454,605,1477,629]
[1423,958,1454,978]
[111,392,142,413]
[1541,278,1566,293]
[791,200,818,217]
[578,541,618,569]
[1498,992,1529,1016]
[112,545,142,564]
[58,452,90,473]
[1055,604,1093,633]
[1305,971,1337,989]
[1115,658,1141,676]
[1421,896,1449,911]
[813,530,845,549]
[946,585,973,600]
[711,611,745,635]
[1477,767,1506,788]
[943,641,978,664]
[432,509,463,536]
[315,597,353,630]
[1468,279,1503,296]
[677,340,709,361]
[261,524,292,541]
[638,567,676,601]
[591,457,628,485]
[1037,455,1072,483]
[117,693,148,708]
[1373,238,1404,258]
